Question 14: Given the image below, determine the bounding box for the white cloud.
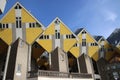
[106,11,117,21]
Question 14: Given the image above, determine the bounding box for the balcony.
[27,70,93,80]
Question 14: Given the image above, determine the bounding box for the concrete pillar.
[28,45,31,71]
[3,46,11,80]
[85,55,93,74]
[77,58,80,73]
[13,39,29,80]
[51,47,68,72]
[49,53,51,69]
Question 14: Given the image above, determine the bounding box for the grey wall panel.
[51,48,59,71]
[78,54,88,73]
[6,39,19,80]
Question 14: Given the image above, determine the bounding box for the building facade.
[0,2,120,80]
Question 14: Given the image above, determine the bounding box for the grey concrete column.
[77,58,80,73]
[85,55,95,79]
[3,46,11,80]
[85,55,93,74]
[13,39,29,80]
[65,52,69,73]
[28,45,31,71]
[49,53,51,69]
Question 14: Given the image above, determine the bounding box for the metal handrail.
[28,70,92,79]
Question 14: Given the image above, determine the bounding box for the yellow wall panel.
[60,23,72,34]
[63,39,76,52]
[70,47,80,58]
[78,34,82,43]
[88,46,99,57]
[22,9,36,23]
[26,28,43,44]
[37,40,52,53]
[92,52,99,61]
[1,8,15,23]
[44,23,55,35]
[0,29,12,45]
[86,34,95,43]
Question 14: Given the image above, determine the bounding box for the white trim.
[49,35,52,39]
[15,9,21,17]
[26,23,29,28]
[63,35,66,39]
[8,23,12,28]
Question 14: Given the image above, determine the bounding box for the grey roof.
[74,28,84,35]
[94,36,103,42]
[107,28,120,46]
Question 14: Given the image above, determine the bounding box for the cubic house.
[0,2,120,80]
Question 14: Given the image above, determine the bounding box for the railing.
[28,70,92,79]
[28,71,38,78]
[71,73,92,78]
[38,70,69,78]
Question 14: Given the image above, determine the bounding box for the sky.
[0,0,120,38]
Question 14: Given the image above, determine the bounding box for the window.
[58,33,60,39]
[82,39,86,46]
[29,23,35,28]
[66,34,75,39]
[1,23,9,28]
[47,35,49,39]
[16,64,21,76]
[29,23,31,28]
[54,19,60,25]
[33,23,35,27]
[17,64,21,72]
[66,35,68,39]
[3,24,5,28]
[71,34,75,38]
[74,43,78,47]
[36,22,41,27]
[95,43,98,46]
[14,4,22,9]
[91,42,98,46]
[16,17,22,28]
[44,35,47,39]
[82,30,86,34]
[55,30,60,39]
[0,23,2,28]
[100,45,104,52]
[39,35,49,39]
[39,35,43,39]
[16,17,18,28]
[6,24,8,28]
[19,17,22,28]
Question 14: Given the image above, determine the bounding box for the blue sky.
[0,0,120,38]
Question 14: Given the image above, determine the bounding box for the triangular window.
[14,4,22,9]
